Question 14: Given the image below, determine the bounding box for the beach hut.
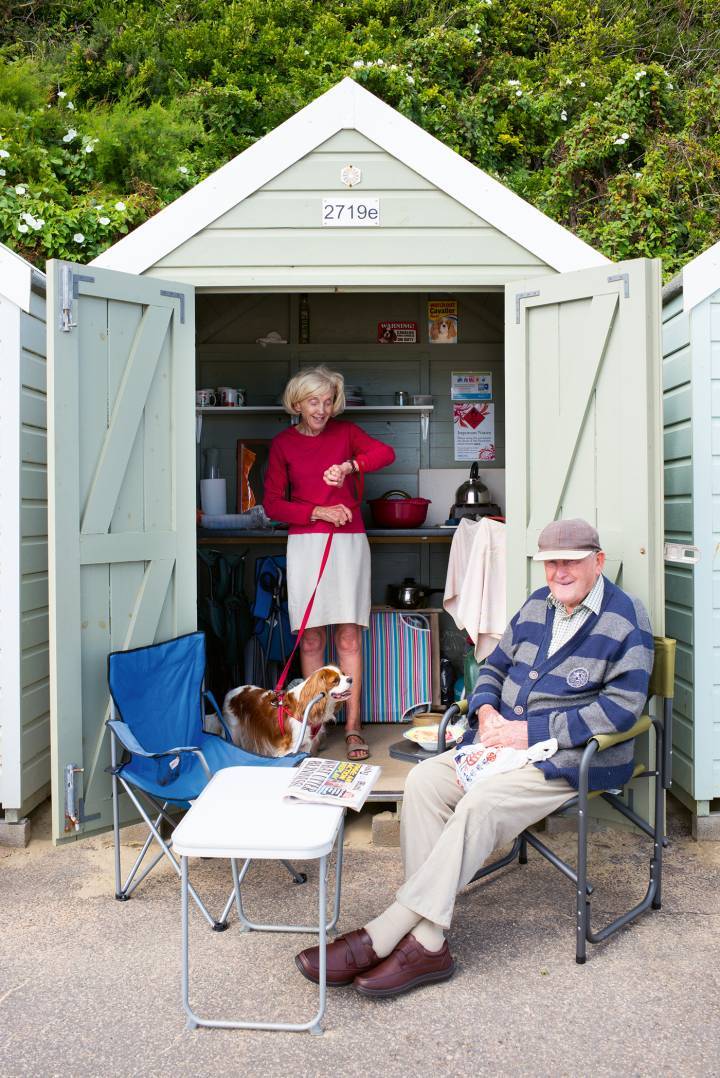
[0,245,48,845]
[41,78,664,842]
[662,242,720,838]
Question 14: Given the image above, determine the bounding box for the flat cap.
[533,518,602,561]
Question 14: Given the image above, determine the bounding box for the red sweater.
[263,419,395,535]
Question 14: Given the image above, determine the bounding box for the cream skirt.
[287,532,371,631]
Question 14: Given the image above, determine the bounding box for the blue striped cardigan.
[467,578,654,791]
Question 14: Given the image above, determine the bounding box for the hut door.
[504,257,664,627]
[47,261,196,841]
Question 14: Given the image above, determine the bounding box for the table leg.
[181,856,199,1031]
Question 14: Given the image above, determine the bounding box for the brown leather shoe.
[295,928,381,986]
[353,933,455,997]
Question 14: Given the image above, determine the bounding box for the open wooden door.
[47,261,196,842]
[505,258,664,625]
[505,258,665,823]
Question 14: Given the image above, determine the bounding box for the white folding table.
[172,765,345,1035]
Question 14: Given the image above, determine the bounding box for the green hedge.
[1,0,718,276]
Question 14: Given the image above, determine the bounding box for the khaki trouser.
[396,751,574,929]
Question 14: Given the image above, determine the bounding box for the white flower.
[17,223,29,233]
[507,79,520,86]
[565,77,573,85]
[0,169,5,176]
[73,232,85,243]
[560,110,568,121]
[613,138,625,145]
[580,81,586,87]
[406,75,415,84]
[32,218,43,230]
[516,90,523,97]
[667,82,674,90]
[0,149,9,158]
[635,172,642,178]
[15,184,26,195]
[352,60,364,69]
[177,165,188,174]
[66,101,75,110]
[635,70,646,80]
[98,216,110,225]
[114,201,126,211]
[21,212,34,224]
[622,132,630,139]
[57,90,67,98]
[63,128,77,143]
[376,58,384,66]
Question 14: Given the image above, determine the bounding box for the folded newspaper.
[284,757,381,812]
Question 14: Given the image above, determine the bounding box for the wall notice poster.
[453,402,495,461]
[451,371,492,401]
[377,321,418,343]
[428,299,458,344]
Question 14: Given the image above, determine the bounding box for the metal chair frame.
[108,677,324,931]
[419,636,676,963]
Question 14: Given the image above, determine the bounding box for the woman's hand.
[323,461,353,487]
[311,504,353,527]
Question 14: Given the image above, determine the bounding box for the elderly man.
[296,519,653,997]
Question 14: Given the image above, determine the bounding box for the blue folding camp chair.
[107,631,313,930]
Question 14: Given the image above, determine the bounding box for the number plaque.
[322,198,380,227]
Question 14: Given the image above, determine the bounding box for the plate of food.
[403,722,465,753]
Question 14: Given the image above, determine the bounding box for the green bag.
[463,648,484,697]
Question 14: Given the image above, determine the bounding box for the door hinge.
[515,290,540,323]
[160,289,186,324]
[64,763,101,832]
[607,272,630,298]
[59,267,95,333]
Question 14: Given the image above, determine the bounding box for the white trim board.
[0,292,22,808]
[683,238,720,313]
[0,243,37,312]
[92,78,608,278]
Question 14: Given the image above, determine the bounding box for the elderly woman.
[263,366,395,760]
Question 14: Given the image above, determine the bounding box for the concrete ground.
[1,794,719,1078]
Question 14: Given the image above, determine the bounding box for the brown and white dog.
[222,665,353,758]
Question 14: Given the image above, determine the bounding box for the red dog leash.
[273,531,334,736]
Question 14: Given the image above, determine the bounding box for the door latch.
[64,763,101,832]
[64,763,83,831]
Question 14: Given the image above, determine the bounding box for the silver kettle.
[454,462,491,506]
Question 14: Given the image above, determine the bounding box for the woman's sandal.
[345,732,370,761]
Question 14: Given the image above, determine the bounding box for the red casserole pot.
[368,490,431,528]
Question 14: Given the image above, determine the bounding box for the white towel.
[443,517,507,661]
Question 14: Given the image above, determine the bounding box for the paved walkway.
[1,798,718,1077]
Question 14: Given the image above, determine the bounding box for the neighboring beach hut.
[0,245,48,844]
[41,78,664,842]
[662,242,720,839]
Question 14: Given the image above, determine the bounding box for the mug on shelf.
[236,388,247,406]
[217,386,240,407]
[196,388,216,407]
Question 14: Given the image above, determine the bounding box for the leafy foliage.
[1,0,719,276]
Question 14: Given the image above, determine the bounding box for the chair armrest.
[107,719,207,764]
[589,714,651,752]
[203,689,233,741]
[297,692,325,749]
[433,698,469,755]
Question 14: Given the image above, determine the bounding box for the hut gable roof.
[92,78,607,276]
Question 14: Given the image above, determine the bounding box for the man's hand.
[311,504,353,527]
[477,704,505,741]
[480,715,532,750]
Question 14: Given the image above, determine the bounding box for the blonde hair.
[282,366,346,416]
